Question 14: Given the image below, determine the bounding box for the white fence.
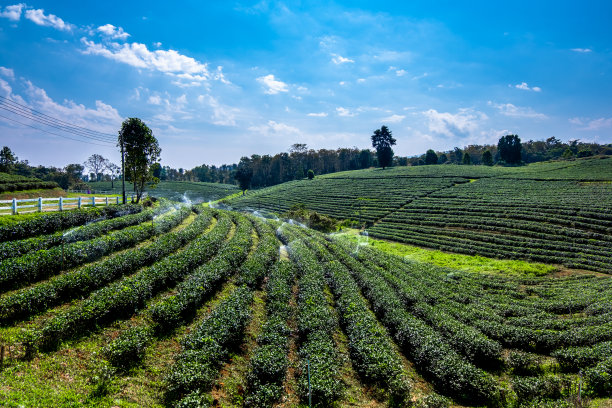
[0,196,127,215]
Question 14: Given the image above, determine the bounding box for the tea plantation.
[0,159,611,407]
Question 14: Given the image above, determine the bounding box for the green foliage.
[482,150,494,166]
[371,125,396,169]
[462,152,472,165]
[118,118,161,203]
[425,149,438,165]
[498,134,523,164]
[307,169,315,180]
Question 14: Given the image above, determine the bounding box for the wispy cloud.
[249,120,300,136]
[422,108,487,138]
[0,3,24,21]
[569,117,612,131]
[336,107,355,117]
[24,8,72,31]
[571,48,592,53]
[256,74,289,94]
[97,24,130,40]
[331,54,354,64]
[0,67,15,80]
[382,114,405,123]
[198,94,238,126]
[81,39,219,83]
[513,82,541,92]
[489,102,547,119]
[308,112,328,117]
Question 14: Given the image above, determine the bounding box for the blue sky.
[0,1,611,169]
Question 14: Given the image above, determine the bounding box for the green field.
[88,180,239,203]
[0,198,610,407]
[0,172,59,194]
[228,157,612,274]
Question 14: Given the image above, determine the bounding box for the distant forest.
[1,137,611,191]
[162,137,612,188]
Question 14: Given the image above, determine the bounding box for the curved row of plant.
[277,227,344,406]
[0,205,192,292]
[21,210,235,354]
[245,259,295,407]
[0,206,213,324]
[103,212,257,369]
[285,224,412,405]
[0,203,141,242]
[0,204,153,261]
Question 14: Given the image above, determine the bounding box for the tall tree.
[425,149,438,165]
[482,150,493,166]
[106,162,121,189]
[0,146,17,173]
[234,157,253,195]
[371,125,396,170]
[118,118,161,203]
[462,152,472,165]
[83,154,108,182]
[497,134,522,164]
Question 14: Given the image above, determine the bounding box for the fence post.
[12,198,17,215]
[92,196,96,207]
[116,196,119,205]
[105,197,109,206]
[38,197,42,212]
[59,197,63,212]
[78,197,82,209]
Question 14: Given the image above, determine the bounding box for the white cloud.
[336,107,355,117]
[513,82,542,92]
[153,42,162,48]
[422,108,487,138]
[382,114,405,123]
[308,112,328,117]
[0,67,15,80]
[256,74,289,94]
[331,54,354,64]
[176,94,187,106]
[489,102,547,119]
[395,69,408,77]
[81,39,215,83]
[569,117,612,131]
[412,72,428,80]
[571,48,592,53]
[0,3,24,21]
[97,24,130,40]
[357,78,366,83]
[24,8,72,31]
[147,95,162,105]
[198,94,238,126]
[248,120,300,136]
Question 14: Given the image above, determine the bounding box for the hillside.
[0,172,60,195]
[87,180,240,203]
[227,156,612,273]
[0,203,611,407]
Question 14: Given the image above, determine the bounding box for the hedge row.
[322,237,499,405]
[23,211,234,353]
[0,207,211,324]
[0,203,141,241]
[245,260,294,407]
[0,205,150,261]
[0,206,192,292]
[552,341,612,372]
[278,227,343,406]
[150,213,254,332]
[0,180,58,193]
[165,285,254,405]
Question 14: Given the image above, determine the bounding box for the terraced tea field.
[0,196,611,407]
[228,157,612,274]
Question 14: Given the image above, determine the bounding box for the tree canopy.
[234,157,253,195]
[0,146,17,173]
[118,118,161,203]
[498,134,522,164]
[371,125,396,169]
[425,149,438,165]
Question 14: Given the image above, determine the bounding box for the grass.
[332,229,558,277]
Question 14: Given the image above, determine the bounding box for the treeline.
[408,137,612,166]
[160,145,375,188]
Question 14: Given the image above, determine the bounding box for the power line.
[0,95,118,144]
[0,112,114,147]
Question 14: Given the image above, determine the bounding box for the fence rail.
[0,196,133,215]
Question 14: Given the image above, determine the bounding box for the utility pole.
[120,140,126,205]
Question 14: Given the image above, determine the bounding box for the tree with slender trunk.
[371,125,396,170]
[117,118,161,203]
